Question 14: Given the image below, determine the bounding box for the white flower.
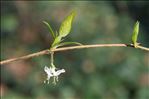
[44,66,65,84]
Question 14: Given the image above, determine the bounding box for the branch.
[0,44,148,65]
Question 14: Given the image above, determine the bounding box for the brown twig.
[0,44,149,65]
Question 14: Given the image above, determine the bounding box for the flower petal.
[54,69,65,76]
[44,66,53,76]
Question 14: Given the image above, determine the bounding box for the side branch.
[0,44,149,65]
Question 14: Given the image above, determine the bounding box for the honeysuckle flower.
[44,66,65,84]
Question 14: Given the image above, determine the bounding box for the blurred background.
[1,1,149,99]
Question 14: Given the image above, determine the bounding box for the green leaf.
[43,21,55,38]
[57,42,82,48]
[51,36,62,48]
[59,11,76,38]
[131,21,139,48]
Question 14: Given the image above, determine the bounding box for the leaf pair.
[43,11,81,49]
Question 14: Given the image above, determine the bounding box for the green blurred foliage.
[1,1,149,99]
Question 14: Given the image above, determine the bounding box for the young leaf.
[131,21,139,48]
[59,11,76,38]
[43,21,55,38]
[51,36,62,48]
[56,42,82,48]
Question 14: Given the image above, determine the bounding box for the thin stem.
[50,52,55,68]
[0,43,149,65]
[137,45,149,51]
